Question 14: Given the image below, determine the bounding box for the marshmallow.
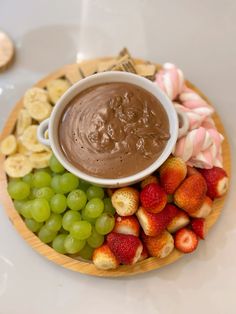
[179,86,214,118]
[174,103,205,132]
[173,127,213,161]
[154,63,184,100]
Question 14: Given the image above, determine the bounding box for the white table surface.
[0,1,236,313]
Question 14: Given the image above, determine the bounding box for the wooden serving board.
[0,58,231,277]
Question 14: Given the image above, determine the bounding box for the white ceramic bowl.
[38,71,179,188]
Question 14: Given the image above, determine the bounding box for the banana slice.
[4,154,33,177]
[21,125,47,152]
[0,134,17,155]
[29,151,52,169]
[24,87,49,109]
[16,109,32,136]
[27,100,52,122]
[46,79,70,104]
[17,138,32,156]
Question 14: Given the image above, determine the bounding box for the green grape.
[20,200,33,218]
[81,208,97,225]
[14,200,26,212]
[52,234,67,254]
[67,189,87,211]
[33,171,51,188]
[50,194,67,214]
[78,179,91,191]
[87,227,104,248]
[62,210,81,231]
[51,175,63,193]
[8,180,30,200]
[45,213,62,231]
[103,197,116,215]
[25,218,43,232]
[35,187,54,201]
[70,221,92,240]
[79,244,94,260]
[35,167,52,175]
[84,198,104,218]
[38,226,57,243]
[22,173,34,187]
[64,235,85,254]
[49,155,65,173]
[60,173,79,194]
[28,187,39,200]
[31,199,51,222]
[95,213,115,235]
[86,186,104,200]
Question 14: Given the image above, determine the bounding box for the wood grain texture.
[0,58,231,277]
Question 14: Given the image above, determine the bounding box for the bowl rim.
[48,71,178,187]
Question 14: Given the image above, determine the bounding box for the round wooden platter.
[0,58,231,277]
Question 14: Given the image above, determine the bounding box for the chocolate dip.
[58,82,170,179]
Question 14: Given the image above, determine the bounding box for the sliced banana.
[0,134,17,155]
[46,79,70,104]
[21,125,47,152]
[44,129,49,139]
[4,154,33,177]
[17,138,32,156]
[27,100,52,122]
[24,87,49,109]
[16,109,32,136]
[29,151,52,169]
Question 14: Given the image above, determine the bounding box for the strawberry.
[190,196,213,218]
[107,232,143,265]
[198,167,229,199]
[187,166,200,177]
[142,230,174,258]
[140,175,159,189]
[191,218,206,239]
[136,204,178,236]
[92,244,119,270]
[159,157,187,194]
[138,245,149,262]
[174,174,207,214]
[113,215,140,236]
[140,183,167,213]
[174,228,198,253]
[111,187,139,216]
[167,209,190,233]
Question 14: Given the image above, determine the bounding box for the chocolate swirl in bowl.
[58,82,170,179]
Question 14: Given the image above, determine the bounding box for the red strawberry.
[167,209,190,233]
[92,244,119,270]
[140,183,167,213]
[174,174,207,214]
[190,196,213,218]
[140,175,159,189]
[107,232,143,265]
[136,204,178,236]
[142,230,174,258]
[113,215,140,236]
[159,157,187,194]
[138,245,149,262]
[198,167,229,199]
[191,218,206,239]
[174,228,198,253]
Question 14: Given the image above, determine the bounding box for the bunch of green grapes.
[8,155,116,260]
